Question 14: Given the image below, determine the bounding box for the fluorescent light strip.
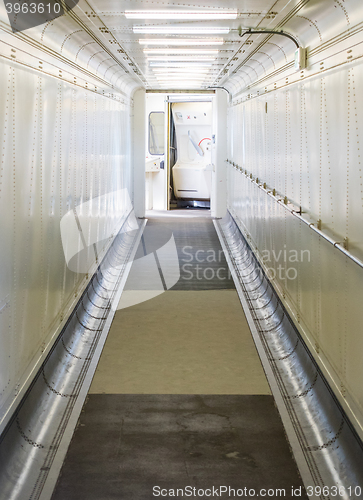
[133,27,230,34]
[149,62,214,67]
[151,75,212,79]
[147,56,216,61]
[158,82,208,85]
[154,79,212,83]
[158,86,207,90]
[151,65,211,70]
[144,49,219,55]
[153,72,210,76]
[152,74,211,78]
[139,38,224,46]
[156,76,207,80]
[156,83,209,86]
[152,76,212,80]
[125,10,237,20]
[157,82,208,85]
[156,77,207,79]
[157,82,207,85]
[158,84,208,88]
[154,71,209,75]
[151,68,210,72]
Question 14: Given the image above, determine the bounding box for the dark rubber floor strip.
[52,394,307,500]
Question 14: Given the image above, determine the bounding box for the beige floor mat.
[90,290,271,395]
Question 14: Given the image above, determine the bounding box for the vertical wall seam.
[12,66,18,389]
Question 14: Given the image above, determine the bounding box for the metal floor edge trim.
[0,216,147,500]
[229,210,363,442]
[38,218,147,500]
[213,219,319,499]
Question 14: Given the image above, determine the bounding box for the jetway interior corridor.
[0,0,363,498]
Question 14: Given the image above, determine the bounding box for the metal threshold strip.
[214,212,363,500]
[0,214,146,500]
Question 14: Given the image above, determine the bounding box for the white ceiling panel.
[2,0,363,95]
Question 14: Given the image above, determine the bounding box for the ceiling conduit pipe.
[238,27,301,49]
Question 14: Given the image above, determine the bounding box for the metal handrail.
[226,159,363,269]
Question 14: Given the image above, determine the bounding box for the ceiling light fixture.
[158,82,207,86]
[155,75,208,80]
[153,70,210,75]
[149,62,214,67]
[158,84,208,88]
[156,84,209,88]
[158,81,207,84]
[153,66,211,73]
[154,69,209,74]
[153,78,211,82]
[133,27,230,35]
[151,73,213,79]
[139,38,224,46]
[125,10,237,20]
[146,56,216,61]
[151,75,212,79]
[156,81,208,85]
[144,49,219,55]
[152,75,213,79]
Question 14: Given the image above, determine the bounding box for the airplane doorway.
[167,99,213,211]
[144,91,223,215]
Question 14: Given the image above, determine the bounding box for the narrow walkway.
[52,210,307,500]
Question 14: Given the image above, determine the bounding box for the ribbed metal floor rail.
[215,212,363,500]
[0,213,143,500]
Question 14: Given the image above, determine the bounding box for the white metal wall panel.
[227,56,363,435]
[0,56,133,424]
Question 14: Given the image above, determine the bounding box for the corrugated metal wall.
[0,55,133,428]
[227,59,363,437]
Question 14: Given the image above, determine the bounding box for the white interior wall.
[227,56,363,438]
[0,47,134,430]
